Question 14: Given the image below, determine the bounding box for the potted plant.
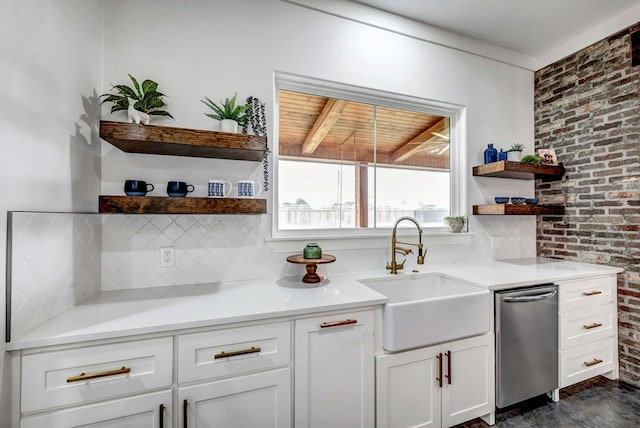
[201,93,251,133]
[444,216,466,233]
[507,143,524,161]
[521,154,540,164]
[100,74,173,124]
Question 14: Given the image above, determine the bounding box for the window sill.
[265,231,473,253]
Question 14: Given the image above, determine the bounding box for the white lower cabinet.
[178,368,291,428]
[21,390,172,428]
[376,334,494,428]
[558,274,618,388]
[294,310,375,428]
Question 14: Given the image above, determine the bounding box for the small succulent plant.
[508,143,525,152]
[201,93,251,125]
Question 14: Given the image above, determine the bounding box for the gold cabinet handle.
[66,366,131,383]
[159,403,165,428]
[583,322,603,330]
[320,319,357,328]
[583,290,602,296]
[444,350,452,385]
[584,358,603,367]
[436,353,443,388]
[214,346,261,359]
[183,399,188,428]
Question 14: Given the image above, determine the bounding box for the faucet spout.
[386,216,426,274]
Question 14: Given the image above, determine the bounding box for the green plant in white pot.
[507,143,524,161]
[444,216,466,233]
[201,93,251,133]
[100,74,173,124]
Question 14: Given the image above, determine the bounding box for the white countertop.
[7,258,622,351]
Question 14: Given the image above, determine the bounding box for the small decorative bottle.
[497,148,508,161]
[484,144,498,164]
[303,243,322,259]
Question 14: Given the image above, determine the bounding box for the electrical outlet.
[160,246,175,267]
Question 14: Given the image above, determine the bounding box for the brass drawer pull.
[583,290,602,296]
[320,319,357,328]
[583,322,603,330]
[214,346,261,359]
[66,366,131,383]
[584,358,603,367]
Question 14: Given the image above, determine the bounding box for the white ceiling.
[354,0,640,57]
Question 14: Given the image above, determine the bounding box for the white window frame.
[269,72,468,250]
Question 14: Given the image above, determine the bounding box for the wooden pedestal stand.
[286,254,336,284]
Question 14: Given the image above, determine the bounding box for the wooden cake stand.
[286,254,336,284]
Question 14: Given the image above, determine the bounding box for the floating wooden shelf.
[473,204,564,216]
[99,196,267,214]
[473,161,565,180]
[100,121,267,161]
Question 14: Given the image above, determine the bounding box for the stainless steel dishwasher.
[495,284,558,408]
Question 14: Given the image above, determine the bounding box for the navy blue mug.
[167,181,194,197]
[124,180,154,196]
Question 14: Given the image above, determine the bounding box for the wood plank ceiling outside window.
[278,90,450,227]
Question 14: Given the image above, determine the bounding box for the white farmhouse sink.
[359,273,490,351]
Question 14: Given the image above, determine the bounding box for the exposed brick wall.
[534,22,640,386]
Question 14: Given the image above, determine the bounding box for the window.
[276,77,460,236]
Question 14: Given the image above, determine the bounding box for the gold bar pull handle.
[215,346,261,359]
[583,322,603,330]
[583,290,602,296]
[66,366,131,383]
[584,358,603,367]
[436,353,443,388]
[444,350,452,385]
[320,319,357,328]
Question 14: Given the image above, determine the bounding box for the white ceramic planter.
[220,119,238,133]
[507,151,522,161]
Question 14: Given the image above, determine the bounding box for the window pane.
[277,89,451,232]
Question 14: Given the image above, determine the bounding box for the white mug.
[208,180,232,197]
[237,180,263,198]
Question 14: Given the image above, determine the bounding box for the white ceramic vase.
[507,150,522,161]
[220,119,238,133]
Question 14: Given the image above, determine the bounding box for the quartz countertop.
[7,258,622,351]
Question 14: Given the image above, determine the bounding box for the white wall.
[0,0,103,421]
[101,0,536,288]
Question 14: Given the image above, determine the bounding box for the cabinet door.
[294,310,374,428]
[376,345,441,428]
[441,334,494,428]
[179,368,290,428]
[21,390,171,428]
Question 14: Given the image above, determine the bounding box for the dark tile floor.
[454,376,640,428]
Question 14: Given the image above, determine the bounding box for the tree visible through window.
[277,89,451,231]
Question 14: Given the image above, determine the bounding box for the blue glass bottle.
[497,148,507,161]
[484,144,498,164]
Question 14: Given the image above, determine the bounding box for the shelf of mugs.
[98,195,267,214]
[100,121,267,161]
[472,161,565,180]
[472,204,564,216]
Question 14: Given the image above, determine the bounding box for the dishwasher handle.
[502,290,557,303]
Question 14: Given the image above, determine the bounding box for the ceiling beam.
[301,99,349,155]
[391,118,449,163]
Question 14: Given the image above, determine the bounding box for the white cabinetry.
[376,333,494,428]
[177,321,292,427]
[21,390,172,428]
[558,275,619,387]
[294,310,375,428]
[179,369,290,428]
[20,337,173,427]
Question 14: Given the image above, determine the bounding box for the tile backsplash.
[7,212,534,339]
[7,212,101,341]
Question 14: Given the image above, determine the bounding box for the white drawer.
[21,390,171,428]
[21,337,173,413]
[178,322,291,384]
[560,304,616,350]
[560,337,616,388]
[558,275,616,312]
